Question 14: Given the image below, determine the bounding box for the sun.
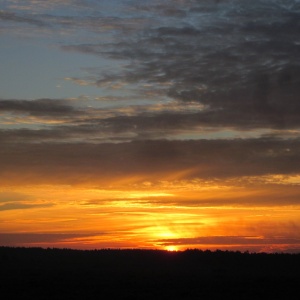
[166,246,178,252]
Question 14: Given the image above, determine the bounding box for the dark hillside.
[0,247,299,299]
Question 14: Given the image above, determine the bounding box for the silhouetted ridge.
[1,247,299,299]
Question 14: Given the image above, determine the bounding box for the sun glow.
[124,191,174,199]
[1,178,300,252]
[166,246,178,252]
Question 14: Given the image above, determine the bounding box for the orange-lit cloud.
[1,180,300,252]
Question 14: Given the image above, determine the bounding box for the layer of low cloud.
[0,202,53,211]
[0,99,76,116]
[1,139,299,187]
[1,96,300,144]
[156,235,300,253]
[0,232,99,246]
[158,235,300,246]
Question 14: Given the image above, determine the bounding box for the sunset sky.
[1,0,300,253]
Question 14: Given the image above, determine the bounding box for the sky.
[1,0,300,253]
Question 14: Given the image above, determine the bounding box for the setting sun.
[166,246,178,252]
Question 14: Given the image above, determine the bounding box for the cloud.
[0,10,45,26]
[0,202,53,211]
[0,1,148,38]
[143,184,300,208]
[156,234,300,252]
[2,1,300,133]
[0,97,209,142]
[0,232,99,246]
[60,0,300,131]
[1,103,299,144]
[0,139,299,187]
[157,235,300,246]
[0,190,53,211]
[0,191,32,202]
[0,99,76,116]
[4,0,98,13]
[1,1,300,185]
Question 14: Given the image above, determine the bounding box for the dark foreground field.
[1,247,299,299]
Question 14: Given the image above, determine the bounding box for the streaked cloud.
[0,202,53,211]
[0,232,100,246]
[0,99,76,116]
[156,235,300,253]
[1,139,299,187]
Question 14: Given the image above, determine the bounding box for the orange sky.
[1,173,300,252]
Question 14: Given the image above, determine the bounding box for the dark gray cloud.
[0,99,76,116]
[61,0,300,131]
[0,10,46,27]
[0,1,148,36]
[91,108,300,134]
[1,99,299,144]
[2,1,300,132]
[0,139,299,186]
[0,128,70,143]
[1,1,300,182]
